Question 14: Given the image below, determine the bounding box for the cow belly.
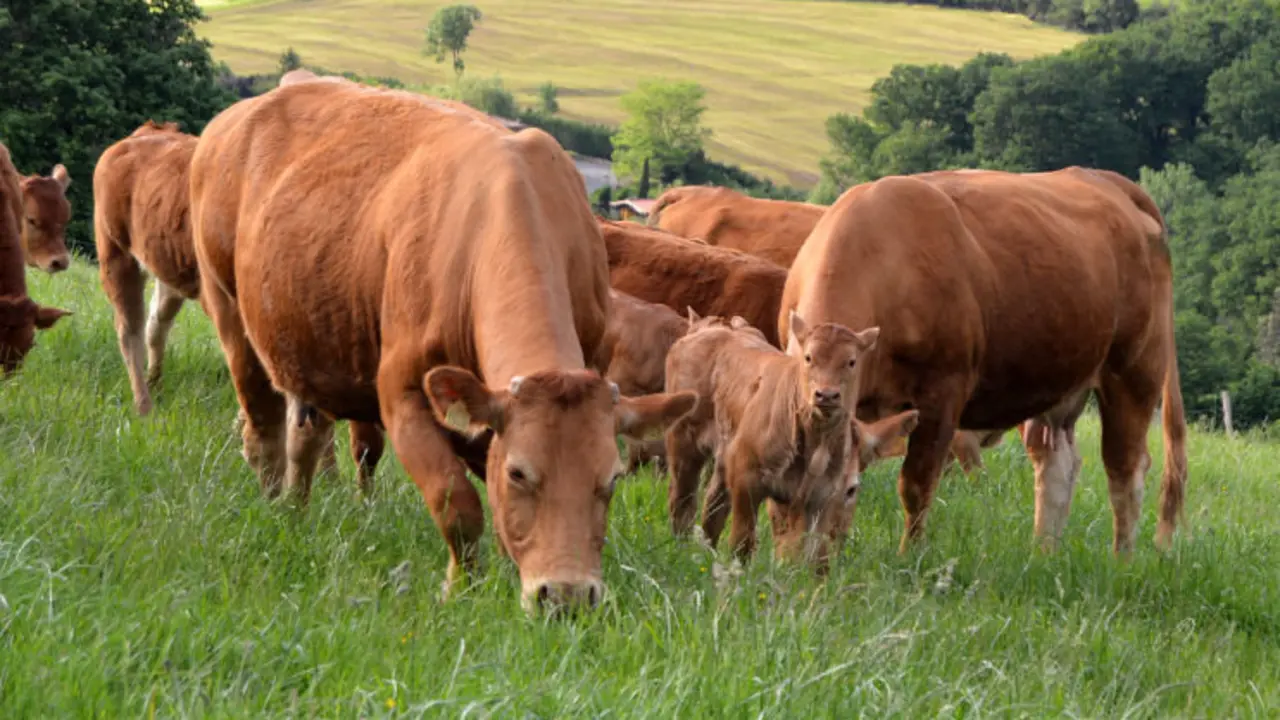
[239,282,383,423]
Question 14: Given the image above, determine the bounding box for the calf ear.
[51,164,71,191]
[615,390,697,440]
[788,310,809,348]
[423,366,506,437]
[686,307,701,325]
[855,410,920,467]
[853,326,880,351]
[34,305,71,330]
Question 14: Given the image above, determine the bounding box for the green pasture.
[1,261,1277,716]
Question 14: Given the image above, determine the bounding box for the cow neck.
[470,245,586,389]
[0,167,26,299]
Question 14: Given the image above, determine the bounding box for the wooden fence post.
[1221,390,1235,438]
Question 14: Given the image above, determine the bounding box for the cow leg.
[378,354,485,599]
[665,420,707,537]
[1097,374,1159,556]
[722,442,763,561]
[284,395,334,506]
[201,278,287,496]
[350,421,386,496]
[145,281,185,388]
[897,410,959,553]
[98,240,151,415]
[950,431,985,475]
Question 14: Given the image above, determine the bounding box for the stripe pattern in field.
[197,0,1082,186]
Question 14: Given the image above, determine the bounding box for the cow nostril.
[49,258,68,272]
[536,583,551,606]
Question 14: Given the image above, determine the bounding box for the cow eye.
[848,358,857,368]
[508,467,530,487]
[804,354,812,364]
[845,483,861,503]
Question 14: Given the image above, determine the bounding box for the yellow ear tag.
[445,403,472,430]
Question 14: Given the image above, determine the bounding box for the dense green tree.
[538,81,559,114]
[0,0,234,255]
[423,4,483,76]
[278,47,303,74]
[611,79,711,183]
[1206,36,1280,148]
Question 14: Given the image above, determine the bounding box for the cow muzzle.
[521,577,605,617]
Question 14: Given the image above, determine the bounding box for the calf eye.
[845,484,861,502]
[804,354,812,364]
[508,467,529,485]
[848,358,857,367]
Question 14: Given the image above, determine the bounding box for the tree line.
[813,0,1280,429]
[840,0,1167,34]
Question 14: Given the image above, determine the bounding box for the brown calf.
[1,143,72,274]
[602,217,1007,474]
[592,289,691,473]
[664,310,917,571]
[0,144,71,374]
[190,78,695,612]
[647,185,826,267]
[780,168,1188,555]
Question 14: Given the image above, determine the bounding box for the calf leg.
[201,276,287,496]
[145,281,185,388]
[1098,374,1159,556]
[284,395,334,506]
[379,352,485,599]
[700,451,730,549]
[665,419,707,537]
[98,240,150,415]
[350,421,386,496]
[722,442,763,562]
[897,410,959,553]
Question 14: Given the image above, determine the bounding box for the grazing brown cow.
[664,309,918,570]
[0,144,72,274]
[780,167,1188,555]
[190,79,696,612]
[592,289,691,473]
[602,218,1008,474]
[0,145,71,374]
[647,185,825,267]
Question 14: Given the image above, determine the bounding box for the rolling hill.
[196,0,1083,186]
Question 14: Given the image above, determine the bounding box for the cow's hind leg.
[202,277,287,496]
[897,407,959,553]
[284,396,335,506]
[1098,373,1160,556]
[350,421,386,496]
[145,281,185,388]
[98,240,151,415]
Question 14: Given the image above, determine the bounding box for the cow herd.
[2,72,1189,616]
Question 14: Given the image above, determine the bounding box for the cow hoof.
[135,398,153,416]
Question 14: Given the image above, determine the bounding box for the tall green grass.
[2,262,1277,716]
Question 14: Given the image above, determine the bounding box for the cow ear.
[686,306,701,325]
[854,326,880,351]
[34,305,71,329]
[423,366,506,437]
[615,390,697,441]
[855,410,920,467]
[729,315,751,330]
[787,309,809,348]
[51,164,71,191]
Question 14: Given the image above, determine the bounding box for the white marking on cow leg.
[283,395,334,506]
[1032,427,1082,551]
[145,281,185,386]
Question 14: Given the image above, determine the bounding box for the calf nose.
[529,579,604,615]
[814,388,841,405]
[47,256,69,273]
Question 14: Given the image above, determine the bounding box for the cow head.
[0,296,72,376]
[20,165,72,273]
[425,367,696,616]
[768,409,919,571]
[789,310,878,420]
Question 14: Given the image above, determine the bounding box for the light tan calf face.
[425,367,696,615]
[20,167,72,273]
[769,409,919,571]
[789,310,879,418]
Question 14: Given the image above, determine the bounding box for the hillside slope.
[196,0,1083,186]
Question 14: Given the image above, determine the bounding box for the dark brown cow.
[602,218,1010,474]
[664,310,918,570]
[647,185,825,267]
[780,167,1188,555]
[190,79,695,612]
[1,144,72,274]
[0,143,71,374]
[592,289,690,473]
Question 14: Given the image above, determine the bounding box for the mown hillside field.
[194,0,1084,185]
[3,264,1278,716]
